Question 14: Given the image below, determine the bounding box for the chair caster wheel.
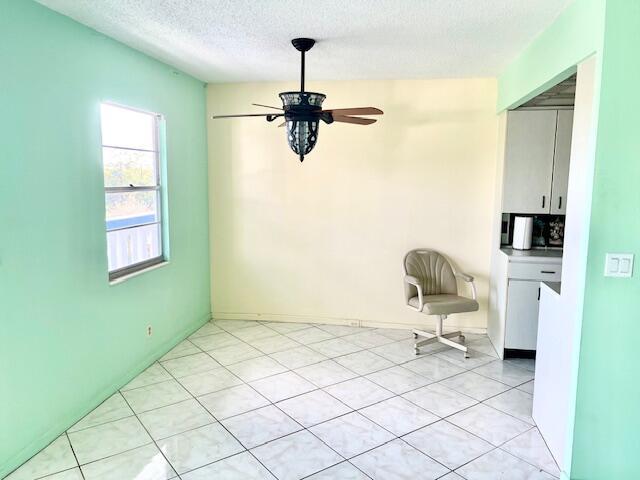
[459,335,465,343]
[464,352,470,359]
[413,333,418,339]
[414,348,420,355]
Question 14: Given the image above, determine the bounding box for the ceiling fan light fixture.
[279,91,326,162]
[210,38,383,163]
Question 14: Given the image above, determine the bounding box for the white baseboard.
[212,311,487,335]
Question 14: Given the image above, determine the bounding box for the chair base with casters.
[412,315,468,357]
[402,249,479,358]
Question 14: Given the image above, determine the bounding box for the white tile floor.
[7,321,559,480]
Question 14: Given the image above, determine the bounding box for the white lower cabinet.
[504,280,541,350]
[488,250,563,358]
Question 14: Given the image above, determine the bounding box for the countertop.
[542,281,561,295]
[500,247,563,263]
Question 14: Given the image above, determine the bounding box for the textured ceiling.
[522,74,577,107]
[37,0,571,83]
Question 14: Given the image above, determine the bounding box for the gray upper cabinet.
[550,110,574,214]
[502,109,573,214]
[502,110,557,214]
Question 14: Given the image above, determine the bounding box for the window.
[100,103,165,280]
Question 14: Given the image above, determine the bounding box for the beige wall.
[207,78,498,330]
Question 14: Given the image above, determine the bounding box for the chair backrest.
[403,249,458,297]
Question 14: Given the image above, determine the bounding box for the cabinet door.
[550,110,574,214]
[502,110,557,214]
[505,280,541,350]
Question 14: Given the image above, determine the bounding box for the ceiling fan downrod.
[291,38,315,94]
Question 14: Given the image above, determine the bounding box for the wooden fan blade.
[332,115,377,125]
[211,113,283,119]
[252,103,283,111]
[319,107,383,116]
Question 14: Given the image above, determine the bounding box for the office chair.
[403,249,479,357]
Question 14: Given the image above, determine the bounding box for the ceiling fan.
[211,38,384,162]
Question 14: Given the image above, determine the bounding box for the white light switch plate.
[605,253,634,277]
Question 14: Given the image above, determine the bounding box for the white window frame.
[101,102,165,281]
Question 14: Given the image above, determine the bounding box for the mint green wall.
[497,0,604,111]
[0,1,210,476]
[499,0,640,478]
[571,1,640,478]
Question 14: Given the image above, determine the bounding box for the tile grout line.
[63,432,85,480]
[5,436,81,480]
[295,358,470,475]
[82,342,535,477]
[491,425,562,477]
[305,391,454,474]
[298,460,374,480]
[114,354,524,465]
[173,322,539,476]
[112,371,184,480]
[284,342,540,473]
[30,466,82,480]
[217,337,453,476]
[220,325,410,478]
[12,322,322,479]
[493,430,562,477]
[123,361,244,479]
[197,320,401,362]
[168,323,444,478]
[67,388,134,431]
[140,325,533,448]
[30,321,540,480]
[452,440,559,480]
[531,424,562,474]
[157,356,284,480]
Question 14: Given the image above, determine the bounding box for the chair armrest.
[456,272,477,300]
[404,275,424,311]
[456,272,474,282]
[404,275,421,286]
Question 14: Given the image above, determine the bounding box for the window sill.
[109,260,169,285]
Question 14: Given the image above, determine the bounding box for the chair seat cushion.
[409,294,479,315]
